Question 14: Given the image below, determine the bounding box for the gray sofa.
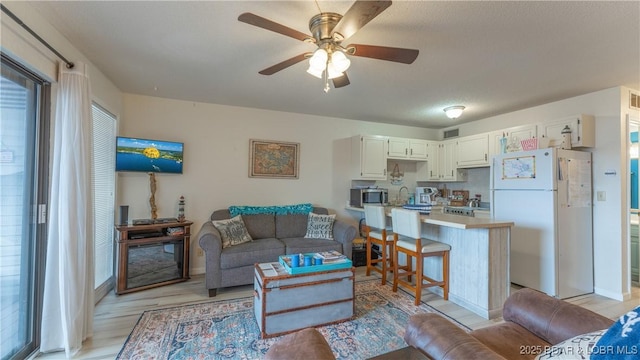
[197,207,357,297]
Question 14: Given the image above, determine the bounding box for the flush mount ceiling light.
[444,106,466,119]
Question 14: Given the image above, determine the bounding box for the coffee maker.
[415,187,438,205]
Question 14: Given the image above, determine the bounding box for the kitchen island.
[347,206,513,319]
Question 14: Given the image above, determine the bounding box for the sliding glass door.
[0,54,49,360]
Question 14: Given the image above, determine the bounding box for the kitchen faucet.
[398,186,409,204]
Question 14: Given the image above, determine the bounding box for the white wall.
[119,94,437,273]
[1,2,122,114]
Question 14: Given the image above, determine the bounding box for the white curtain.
[40,62,95,357]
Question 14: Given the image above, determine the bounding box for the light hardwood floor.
[35,268,640,360]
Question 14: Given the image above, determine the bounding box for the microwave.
[350,188,389,208]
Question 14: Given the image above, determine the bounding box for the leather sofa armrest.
[332,220,356,259]
[265,328,335,360]
[404,314,507,360]
[503,288,614,344]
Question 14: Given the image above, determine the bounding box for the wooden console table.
[114,221,192,295]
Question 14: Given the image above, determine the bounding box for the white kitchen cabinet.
[489,124,538,158]
[408,139,428,160]
[541,114,595,148]
[632,223,639,283]
[418,140,466,181]
[387,137,428,160]
[440,140,460,181]
[351,135,388,180]
[457,133,489,168]
[387,137,409,158]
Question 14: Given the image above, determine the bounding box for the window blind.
[92,103,116,290]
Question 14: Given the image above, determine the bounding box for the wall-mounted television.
[115,136,183,174]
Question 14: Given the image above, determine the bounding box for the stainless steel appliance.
[443,206,475,217]
[350,188,388,208]
[415,187,438,205]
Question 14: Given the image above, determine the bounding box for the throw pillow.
[304,212,336,240]
[211,215,253,248]
[591,305,640,360]
[535,329,607,360]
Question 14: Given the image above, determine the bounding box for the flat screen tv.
[115,136,183,174]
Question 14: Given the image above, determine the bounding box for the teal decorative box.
[279,254,352,275]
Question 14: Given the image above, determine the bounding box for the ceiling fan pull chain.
[323,66,330,93]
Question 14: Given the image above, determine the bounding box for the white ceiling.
[24,0,640,128]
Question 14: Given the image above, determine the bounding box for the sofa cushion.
[304,213,336,240]
[275,207,328,238]
[241,214,276,239]
[275,213,309,238]
[472,322,550,360]
[211,215,252,248]
[281,237,342,255]
[220,238,285,269]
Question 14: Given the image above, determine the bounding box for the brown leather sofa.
[404,288,614,360]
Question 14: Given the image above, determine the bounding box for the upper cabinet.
[351,135,388,180]
[457,133,489,168]
[540,114,595,148]
[387,137,428,160]
[418,140,467,181]
[489,124,538,159]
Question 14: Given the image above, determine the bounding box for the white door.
[493,189,558,297]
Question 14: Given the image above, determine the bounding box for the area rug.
[117,279,468,359]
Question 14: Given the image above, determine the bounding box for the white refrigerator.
[490,148,593,299]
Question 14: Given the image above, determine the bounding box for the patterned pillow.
[591,305,640,360]
[211,215,253,248]
[304,212,336,240]
[535,329,607,360]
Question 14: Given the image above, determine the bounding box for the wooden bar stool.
[391,208,450,305]
[364,205,395,285]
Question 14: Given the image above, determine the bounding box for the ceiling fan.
[238,0,419,92]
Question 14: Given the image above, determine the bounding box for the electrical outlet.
[196,248,204,257]
[597,191,606,201]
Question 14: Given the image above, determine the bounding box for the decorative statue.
[178,196,185,222]
[149,173,157,219]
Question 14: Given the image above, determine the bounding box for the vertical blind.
[91,103,116,289]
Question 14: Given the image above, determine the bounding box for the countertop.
[346,206,513,230]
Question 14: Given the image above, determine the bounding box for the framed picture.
[249,139,300,179]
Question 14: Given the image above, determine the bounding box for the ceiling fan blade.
[258,53,310,75]
[332,73,350,88]
[238,13,311,42]
[331,0,392,41]
[349,44,419,64]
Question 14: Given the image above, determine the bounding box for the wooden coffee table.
[254,262,355,338]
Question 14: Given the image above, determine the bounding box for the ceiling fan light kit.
[444,106,466,119]
[238,0,419,92]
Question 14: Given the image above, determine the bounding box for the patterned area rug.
[117,279,468,359]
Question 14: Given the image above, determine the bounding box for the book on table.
[316,250,347,261]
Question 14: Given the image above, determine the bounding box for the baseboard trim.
[594,286,625,301]
[191,266,205,275]
[448,293,501,320]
